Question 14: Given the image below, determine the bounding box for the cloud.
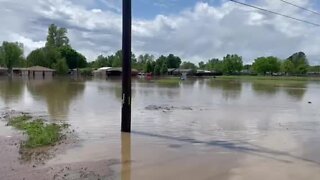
[0,0,319,64]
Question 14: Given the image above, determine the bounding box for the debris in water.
[145,105,193,111]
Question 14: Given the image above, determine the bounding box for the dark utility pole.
[121,0,132,132]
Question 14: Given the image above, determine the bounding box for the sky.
[0,0,319,64]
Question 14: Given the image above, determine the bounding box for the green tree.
[287,52,309,75]
[180,61,197,70]
[90,55,112,69]
[46,24,69,48]
[243,64,252,71]
[108,50,136,67]
[297,64,308,74]
[59,46,87,69]
[27,47,60,68]
[222,54,243,74]
[45,47,60,68]
[27,48,48,67]
[308,65,320,73]
[54,58,69,75]
[144,60,154,73]
[281,60,294,75]
[252,56,281,75]
[153,64,161,75]
[0,46,3,66]
[160,62,168,75]
[0,42,24,74]
[198,61,205,69]
[46,24,57,48]
[56,28,69,47]
[206,58,223,72]
[28,24,72,69]
[136,54,154,71]
[18,57,27,67]
[166,54,181,68]
[153,55,168,75]
[111,50,123,67]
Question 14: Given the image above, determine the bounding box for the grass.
[8,115,67,148]
[214,75,320,87]
[218,75,320,81]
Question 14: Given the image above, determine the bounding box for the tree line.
[0,24,318,76]
[0,24,87,75]
[198,52,311,76]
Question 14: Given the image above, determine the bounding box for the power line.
[279,0,320,16]
[229,0,320,27]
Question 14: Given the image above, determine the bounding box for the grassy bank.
[212,75,320,87]
[217,75,320,81]
[7,115,68,148]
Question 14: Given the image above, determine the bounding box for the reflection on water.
[208,79,242,100]
[251,81,307,100]
[283,86,306,100]
[252,82,278,96]
[97,81,122,101]
[26,78,85,118]
[121,133,131,180]
[0,79,25,104]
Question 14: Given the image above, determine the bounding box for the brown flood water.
[0,77,320,179]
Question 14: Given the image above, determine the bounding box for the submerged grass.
[8,115,67,148]
[215,75,320,87]
[218,75,320,82]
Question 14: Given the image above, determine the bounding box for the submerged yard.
[7,114,67,148]
[0,77,320,179]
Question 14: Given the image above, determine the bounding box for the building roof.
[13,67,28,70]
[107,67,138,72]
[168,68,177,72]
[27,66,55,71]
[98,67,112,71]
[173,69,193,73]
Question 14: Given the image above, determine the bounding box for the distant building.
[307,72,320,77]
[195,70,222,77]
[5,66,56,78]
[93,67,138,77]
[168,68,194,76]
[27,66,55,78]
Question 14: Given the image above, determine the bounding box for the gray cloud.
[0,0,319,64]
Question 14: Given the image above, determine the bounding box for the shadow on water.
[121,133,131,180]
[208,80,242,100]
[132,131,320,166]
[0,78,24,104]
[27,78,85,118]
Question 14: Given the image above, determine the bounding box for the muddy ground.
[0,110,118,180]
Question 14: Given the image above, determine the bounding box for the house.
[26,66,55,78]
[93,67,112,77]
[170,69,194,76]
[93,67,138,77]
[0,66,55,78]
[167,68,177,75]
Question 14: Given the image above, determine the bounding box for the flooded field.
[1,77,320,180]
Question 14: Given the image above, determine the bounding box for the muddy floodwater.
[1,77,320,180]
